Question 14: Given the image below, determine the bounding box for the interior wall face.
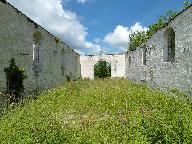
[80,54,126,79]
[1,1,192,95]
[125,6,192,92]
[0,2,81,94]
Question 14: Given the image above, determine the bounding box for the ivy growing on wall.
[128,1,191,51]
[33,31,42,43]
[55,37,60,44]
[184,0,191,9]
[4,58,27,103]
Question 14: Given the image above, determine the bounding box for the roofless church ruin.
[0,0,192,103]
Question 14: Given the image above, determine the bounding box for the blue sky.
[8,0,188,55]
[67,0,183,39]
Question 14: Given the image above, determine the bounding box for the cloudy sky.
[7,0,185,55]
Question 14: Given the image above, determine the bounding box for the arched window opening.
[164,27,175,62]
[32,31,42,76]
[32,42,40,62]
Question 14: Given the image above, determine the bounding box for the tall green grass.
[0,79,192,143]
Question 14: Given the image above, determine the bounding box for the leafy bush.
[94,60,111,78]
[0,79,192,143]
[4,58,27,103]
[184,0,191,9]
[128,1,191,51]
[129,31,147,51]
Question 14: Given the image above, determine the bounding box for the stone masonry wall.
[80,54,125,79]
[1,0,192,98]
[126,6,192,93]
[0,1,81,95]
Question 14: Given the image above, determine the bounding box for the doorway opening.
[94,60,111,78]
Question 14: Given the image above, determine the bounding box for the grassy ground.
[0,79,192,143]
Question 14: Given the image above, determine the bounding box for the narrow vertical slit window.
[61,49,65,76]
[32,31,42,76]
[128,56,131,67]
[142,44,147,65]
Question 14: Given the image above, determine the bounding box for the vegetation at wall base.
[4,58,27,103]
[0,79,192,143]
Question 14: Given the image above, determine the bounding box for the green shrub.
[94,60,111,78]
[128,1,191,51]
[4,58,27,103]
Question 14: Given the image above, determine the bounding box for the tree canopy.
[128,1,191,51]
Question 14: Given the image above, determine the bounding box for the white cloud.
[6,0,148,54]
[104,23,148,50]
[7,0,99,53]
[130,22,148,33]
[77,0,89,4]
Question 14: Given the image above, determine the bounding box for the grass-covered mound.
[0,79,192,143]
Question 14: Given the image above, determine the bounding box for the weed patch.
[0,79,192,143]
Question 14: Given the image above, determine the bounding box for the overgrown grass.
[0,79,192,143]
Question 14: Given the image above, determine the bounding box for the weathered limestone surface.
[80,54,126,79]
[0,1,81,94]
[125,6,192,92]
[80,5,192,93]
[1,0,192,97]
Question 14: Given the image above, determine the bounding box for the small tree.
[94,60,111,79]
[184,0,191,9]
[129,31,147,51]
[128,9,178,51]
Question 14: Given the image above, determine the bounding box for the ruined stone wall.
[0,1,81,94]
[126,6,192,92]
[80,54,125,79]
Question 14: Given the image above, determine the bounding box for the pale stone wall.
[80,54,125,79]
[126,6,192,92]
[1,0,192,97]
[0,1,81,94]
